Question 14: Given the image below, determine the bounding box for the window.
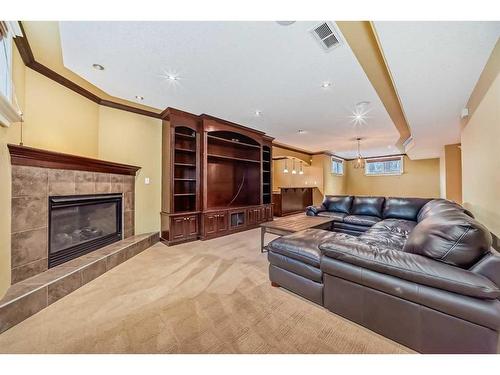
[365,156,403,176]
[0,21,22,127]
[331,157,344,175]
[0,26,12,101]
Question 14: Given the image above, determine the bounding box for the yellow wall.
[0,43,162,298]
[345,156,440,198]
[0,128,12,297]
[461,74,500,237]
[444,144,462,203]
[271,147,347,205]
[98,106,162,234]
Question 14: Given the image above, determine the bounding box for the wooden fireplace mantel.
[8,144,141,175]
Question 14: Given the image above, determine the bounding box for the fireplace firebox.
[48,194,123,267]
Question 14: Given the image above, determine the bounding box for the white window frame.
[331,156,344,176]
[364,156,404,176]
[0,21,22,128]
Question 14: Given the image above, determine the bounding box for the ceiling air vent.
[310,21,341,51]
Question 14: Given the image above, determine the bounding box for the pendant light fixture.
[283,159,289,173]
[299,161,304,175]
[354,138,365,169]
[291,159,297,174]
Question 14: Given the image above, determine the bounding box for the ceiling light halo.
[321,81,332,89]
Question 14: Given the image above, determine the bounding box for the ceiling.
[374,21,500,159]
[59,21,399,158]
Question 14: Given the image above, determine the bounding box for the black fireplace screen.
[48,194,122,267]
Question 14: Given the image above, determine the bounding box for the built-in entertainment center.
[160,108,274,245]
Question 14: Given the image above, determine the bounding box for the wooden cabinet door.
[171,217,186,240]
[186,215,198,237]
[265,205,273,221]
[216,212,228,233]
[247,209,256,225]
[260,207,267,222]
[204,213,217,236]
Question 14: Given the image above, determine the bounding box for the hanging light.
[283,159,289,173]
[291,159,297,174]
[354,138,365,169]
[299,161,304,175]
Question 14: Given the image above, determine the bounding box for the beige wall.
[345,156,440,198]
[0,127,12,297]
[271,147,347,205]
[461,74,500,237]
[98,106,162,234]
[444,144,462,203]
[0,43,162,298]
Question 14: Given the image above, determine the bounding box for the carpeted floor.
[0,227,412,353]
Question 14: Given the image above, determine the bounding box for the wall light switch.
[145,177,150,185]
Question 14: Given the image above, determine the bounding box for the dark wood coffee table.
[260,214,334,252]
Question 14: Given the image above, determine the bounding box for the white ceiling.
[374,21,500,159]
[59,21,399,158]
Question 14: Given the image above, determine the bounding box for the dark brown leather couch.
[267,196,500,353]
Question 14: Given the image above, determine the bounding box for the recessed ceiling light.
[135,95,144,101]
[356,101,370,108]
[276,21,296,26]
[255,110,262,117]
[321,82,332,88]
[92,64,105,71]
[298,129,306,134]
[166,74,179,81]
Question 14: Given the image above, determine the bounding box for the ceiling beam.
[336,21,412,149]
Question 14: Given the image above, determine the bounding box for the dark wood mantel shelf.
[8,144,141,175]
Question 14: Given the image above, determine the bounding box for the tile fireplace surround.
[9,145,139,283]
[0,145,160,333]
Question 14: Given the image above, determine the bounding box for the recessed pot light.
[321,82,332,88]
[166,74,179,81]
[276,21,296,26]
[255,110,262,117]
[298,129,306,134]
[92,64,105,71]
[135,95,144,101]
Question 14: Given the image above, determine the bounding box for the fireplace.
[48,194,123,267]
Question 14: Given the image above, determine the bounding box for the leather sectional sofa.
[266,195,500,353]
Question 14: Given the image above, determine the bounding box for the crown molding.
[13,21,162,119]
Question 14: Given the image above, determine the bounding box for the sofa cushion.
[317,211,346,222]
[358,219,416,250]
[404,212,492,268]
[351,196,384,217]
[319,238,500,299]
[268,251,323,282]
[383,197,430,221]
[323,195,353,214]
[266,229,339,267]
[344,215,381,227]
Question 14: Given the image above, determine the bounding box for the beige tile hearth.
[0,233,158,334]
[0,229,412,354]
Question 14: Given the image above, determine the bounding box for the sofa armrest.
[306,205,325,216]
[319,239,500,299]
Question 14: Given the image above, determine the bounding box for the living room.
[1,0,500,371]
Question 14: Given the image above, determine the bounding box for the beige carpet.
[0,228,412,353]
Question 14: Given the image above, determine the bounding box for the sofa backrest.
[383,197,431,221]
[404,209,492,269]
[351,196,385,217]
[417,199,473,222]
[322,195,353,214]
